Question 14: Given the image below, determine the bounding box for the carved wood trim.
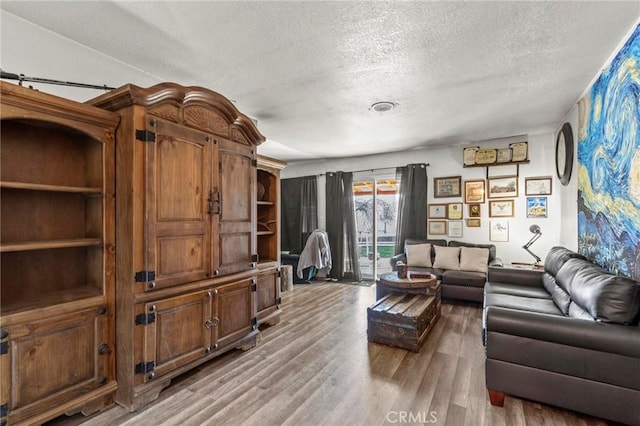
[87,82,265,146]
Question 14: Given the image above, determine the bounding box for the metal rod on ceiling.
[0,69,115,90]
[318,163,430,176]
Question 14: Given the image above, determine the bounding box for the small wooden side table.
[376,271,441,301]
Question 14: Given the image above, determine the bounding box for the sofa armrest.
[489,257,504,268]
[488,267,543,288]
[486,306,640,358]
[389,253,406,271]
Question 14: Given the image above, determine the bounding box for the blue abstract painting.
[578,24,640,280]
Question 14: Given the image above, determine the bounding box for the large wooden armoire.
[88,83,266,410]
[0,82,119,424]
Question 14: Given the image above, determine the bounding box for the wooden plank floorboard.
[48,283,613,426]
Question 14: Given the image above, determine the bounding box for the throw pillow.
[406,243,432,267]
[459,247,489,273]
[433,246,461,270]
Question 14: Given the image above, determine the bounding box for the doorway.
[352,174,399,281]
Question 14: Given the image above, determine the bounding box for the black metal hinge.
[135,312,156,326]
[277,297,282,305]
[135,361,155,375]
[277,269,281,278]
[251,254,259,263]
[251,281,257,292]
[251,159,258,168]
[0,342,7,356]
[252,317,258,330]
[0,403,7,417]
[135,129,156,142]
[135,270,156,282]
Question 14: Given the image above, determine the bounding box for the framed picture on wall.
[488,175,518,198]
[464,180,485,203]
[490,220,509,242]
[466,218,481,227]
[428,204,447,218]
[433,176,462,198]
[447,203,463,220]
[526,197,548,218]
[525,176,552,195]
[489,199,514,217]
[448,221,463,238]
[468,203,481,217]
[428,220,447,235]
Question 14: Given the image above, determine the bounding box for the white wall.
[0,11,161,101]
[283,133,560,265]
[556,106,580,251]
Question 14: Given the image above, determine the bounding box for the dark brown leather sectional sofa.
[390,238,503,302]
[483,246,640,425]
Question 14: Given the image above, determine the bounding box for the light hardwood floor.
[49,283,610,426]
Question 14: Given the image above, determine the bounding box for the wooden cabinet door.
[1,307,110,424]
[140,290,213,382]
[256,268,280,322]
[213,139,256,276]
[144,118,213,290]
[216,277,256,348]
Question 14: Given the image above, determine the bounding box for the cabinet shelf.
[1,287,103,319]
[0,238,103,253]
[463,160,530,168]
[257,201,275,206]
[0,181,103,194]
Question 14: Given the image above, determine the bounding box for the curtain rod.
[317,163,429,177]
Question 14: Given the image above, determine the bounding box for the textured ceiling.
[1,1,638,162]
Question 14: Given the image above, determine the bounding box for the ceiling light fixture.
[370,101,396,112]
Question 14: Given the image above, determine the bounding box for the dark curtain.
[394,164,428,254]
[326,171,361,281]
[281,176,317,254]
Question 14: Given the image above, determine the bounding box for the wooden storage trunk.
[367,292,440,352]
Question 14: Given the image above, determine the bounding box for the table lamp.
[523,224,542,264]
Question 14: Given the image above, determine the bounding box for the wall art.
[577,24,640,280]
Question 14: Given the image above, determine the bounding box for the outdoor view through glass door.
[352,175,399,281]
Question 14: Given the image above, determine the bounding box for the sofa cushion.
[442,270,486,288]
[406,243,432,267]
[484,293,564,317]
[562,258,640,325]
[459,247,489,273]
[449,240,497,262]
[485,281,551,299]
[433,245,460,270]
[404,238,447,265]
[543,246,586,277]
[543,272,571,315]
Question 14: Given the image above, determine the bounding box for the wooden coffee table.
[376,271,440,301]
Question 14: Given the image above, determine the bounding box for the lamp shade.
[529,224,541,234]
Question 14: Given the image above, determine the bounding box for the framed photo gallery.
[429,168,550,240]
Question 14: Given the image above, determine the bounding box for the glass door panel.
[352,177,398,281]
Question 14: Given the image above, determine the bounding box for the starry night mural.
[578,24,640,280]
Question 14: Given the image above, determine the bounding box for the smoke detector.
[370,101,396,112]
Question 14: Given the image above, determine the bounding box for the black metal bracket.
[134,361,155,375]
[251,282,257,292]
[135,129,156,142]
[251,159,258,168]
[0,403,7,417]
[252,317,258,330]
[135,312,156,326]
[0,342,7,356]
[135,270,156,282]
[251,254,259,263]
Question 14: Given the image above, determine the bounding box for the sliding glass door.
[352,175,399,281]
